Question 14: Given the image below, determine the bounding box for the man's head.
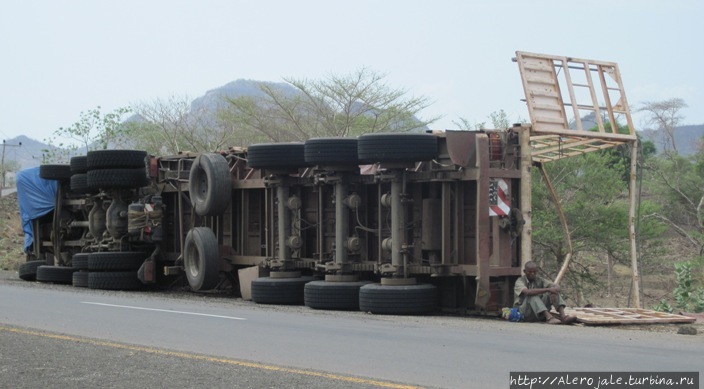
[523,261,538,281]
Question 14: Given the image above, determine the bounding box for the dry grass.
[0,193,25,271]
[561,236,696,310]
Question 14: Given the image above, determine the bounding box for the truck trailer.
[17,52,640,314]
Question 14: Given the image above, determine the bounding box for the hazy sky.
[1,0,702,145]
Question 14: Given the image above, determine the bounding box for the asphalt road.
[1,272,702,388]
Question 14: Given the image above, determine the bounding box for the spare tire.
[188,154,231,216]
[184,227,221,291]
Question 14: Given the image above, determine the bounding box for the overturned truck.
[18,52,640,314]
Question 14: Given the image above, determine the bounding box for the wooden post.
[0,140,21,189]
[540,164,573,286]
[629,140,641,308]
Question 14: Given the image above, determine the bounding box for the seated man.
[514,261,575,324]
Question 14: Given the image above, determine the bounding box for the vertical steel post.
[391,173,404,269]
[519,126,533,268]
[335,181,349,264]
[277,185,290,262]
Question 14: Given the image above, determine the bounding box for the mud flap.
[238,266,267,300]
[138,257,155,283]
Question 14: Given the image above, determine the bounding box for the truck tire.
[39,164,72,180]
[87,150,148,170]
[359,283,437,315]
[304,280,371,310]
[72,271,89,287]
[88,251,147,271]
[70,156,88,174]
[18,260,47,281]
[304,138,359,165]
[70,174,91,194]
[72,253,90,270]
[188,153,231,216]
[247,143,308,169]
[251,276,315,305]
[184,227,220,291]
[36,265,75,284]
[357,133,438,164]
[88,271,142,290]
[87,168,150,189]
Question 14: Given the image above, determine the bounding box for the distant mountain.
[190,79,299,114]
[189,79,428,133]
[640,124,704,156]
[2,135,57,170]
[568,112,703,156]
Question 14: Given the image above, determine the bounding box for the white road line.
[81,302,247,320]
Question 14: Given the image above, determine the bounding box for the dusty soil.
[0,192,24,271]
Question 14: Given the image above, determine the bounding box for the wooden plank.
[524,75,559,85]
[560,58,583,132]
[531,127,636,142]
[597,64,619,133]
[530,103,565,112]
[535,115,569,124]
[530,137,621,156]
[562,307,697,325]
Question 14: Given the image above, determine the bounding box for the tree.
[637,99,703,257]
[128,95,233,155]
[531,151,666,304]
[220,68,438,143]
[1,160,20,188]
[644,151,704,257]
[638,98,688,154]
[43,106,132,163]
[454,109,524,131]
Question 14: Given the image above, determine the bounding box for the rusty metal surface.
[446,131,477,168]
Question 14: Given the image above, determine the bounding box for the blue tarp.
[16,167,57,252]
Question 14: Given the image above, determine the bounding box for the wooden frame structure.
[515,52,642,307]
[515,52,637,162]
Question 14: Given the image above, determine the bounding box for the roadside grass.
[0,193,24,271]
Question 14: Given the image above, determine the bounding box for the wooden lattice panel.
[515,52,637,163]
[563,307,697,325]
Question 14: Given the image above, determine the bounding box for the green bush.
[654,261,704,313]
